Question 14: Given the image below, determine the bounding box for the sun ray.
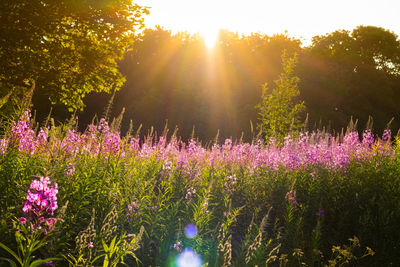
[202,28,219,49]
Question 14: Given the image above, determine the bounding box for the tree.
[0,0,149,112]
[300,26,400,132]
[256,50,306,142]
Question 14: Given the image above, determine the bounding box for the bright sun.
[136,0,400,49]
[201,28,220,49]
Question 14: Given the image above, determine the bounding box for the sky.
[135,0,400,46]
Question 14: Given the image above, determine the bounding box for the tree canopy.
[0,0,149,112]
[6,22,400,141]
[300,26,400,131]
[70,26,400,141]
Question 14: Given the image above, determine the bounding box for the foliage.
[71,25,400,142]
[67,28,303,141]
[0,0,149,113]
[2,113,400,265]
[256,50,306,142]
[300,26,400,131]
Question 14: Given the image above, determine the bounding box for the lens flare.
[176,248,202,267]
[184,224,197,238]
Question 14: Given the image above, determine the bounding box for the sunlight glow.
[135,0,400,45]
[202,28,219,49]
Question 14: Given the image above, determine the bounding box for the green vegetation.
[0,113,399,266]
[0,0,148,113]
[77,25,400,141]
[1,2,400,266]
[256,50,306,142]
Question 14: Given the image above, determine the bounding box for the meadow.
[1,111,399,266]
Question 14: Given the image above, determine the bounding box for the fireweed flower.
[185,187,196,202]
[285,190,299,209]
[11,111,31,141]
[102,132,121,156]
[11,111,36,154]
[316,208,324,217]
[382,129,391,143]
[61,130,81,154]
[3,114,396,181]
[44,261,54,266]
[127,200,139,218]
[222,174,237,195]
[163,161,173,171]
[362,130,374,148]
[129,137,140,151]
[172,241,182,252]
[203,201,209,213]
[35,128,49,151]
[22,177,58,232]
[98,118,110,134]
[64,164,76,178]
[0,138,8,154]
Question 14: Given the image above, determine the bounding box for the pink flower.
[172,241,182,252]
[285,190,299,209]
[44,260,53,266]
[22,177,58,233]
[45,218,57,230]
[20,217,26,224]
[22,203,31,213]
[185,187,196,202]
[316,208,324,217]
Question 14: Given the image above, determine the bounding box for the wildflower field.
[1,111,400,266]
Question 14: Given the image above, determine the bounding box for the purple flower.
[362,130,374,147]
[222,174,237,195]
[20,217,26,224]
[44,261,54,266]
[382,129,391,143]
[285,190,299,209]
[65,164,76,177]
[0,139,8,154]
[22,177,58,233]
[311,171,316,179]
[127,201,139,218]
[185,187,196,202]
[102,132,121,156]
[172,241,182,252]
[316,208,324,217]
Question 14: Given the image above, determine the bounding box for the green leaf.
[102,239,109,252]
[31,240,46,252]
[0,89,13,108]
[103,255,110,267]
[0,257,18,267]
[91,254,106,265]
[109,236,117,251]
[0,242,23,266]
